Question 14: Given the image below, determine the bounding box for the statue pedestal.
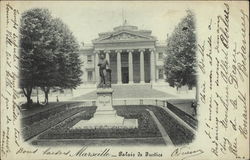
[72,88,138,129]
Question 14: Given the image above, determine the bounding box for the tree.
[19,8,83,105]
[39,18,83,103]
[52,18,83,90]
[164,10,197,89]
[19,8,55,106]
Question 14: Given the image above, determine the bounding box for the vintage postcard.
[0,1,249,160]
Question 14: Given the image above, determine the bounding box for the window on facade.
[158,52,163,60]
[87,55,92,62]
[158,68,164,79]
[87,71,93,81]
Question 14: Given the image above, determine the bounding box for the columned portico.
[92,24,158,86]
[95,49,154,85]
[78,24,171,92]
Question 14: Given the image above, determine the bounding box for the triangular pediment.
[94,31,154,43]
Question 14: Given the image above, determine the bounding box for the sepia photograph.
[0,1,249,160]
[18,2,198,147]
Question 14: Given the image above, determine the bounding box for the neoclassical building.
[79,24,167,88]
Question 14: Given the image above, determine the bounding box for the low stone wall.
[70,98,167,108]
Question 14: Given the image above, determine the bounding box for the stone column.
[105,50,110,65]
[116,50,122,84]
[128,49,134,84]
[150,48,156,83]
[95,50,100,85]
[139,49,145,83]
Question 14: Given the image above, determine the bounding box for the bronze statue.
[98,53,111,88]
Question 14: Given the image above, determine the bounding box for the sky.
[16,1,199,44]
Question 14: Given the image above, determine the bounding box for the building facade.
[79,24,167,88]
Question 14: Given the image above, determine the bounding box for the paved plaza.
[72,85,176,100]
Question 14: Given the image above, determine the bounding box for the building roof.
[79,24,167,52]
[79,43,94,50]
[92,24,156,44]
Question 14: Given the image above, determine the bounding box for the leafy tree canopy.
[164,10,197,88]
[19,8,83,105]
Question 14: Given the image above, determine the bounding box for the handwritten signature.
[171,146,204,160]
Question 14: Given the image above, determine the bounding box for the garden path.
[146,109,173,145]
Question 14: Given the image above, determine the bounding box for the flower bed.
[38,106,161,139]
[167,102,198,129]
[147,105,195,145]
[22,102,82,126]
[21,106,89,141]
[34,105,195,146]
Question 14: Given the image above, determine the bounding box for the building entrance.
[121,67,129,83]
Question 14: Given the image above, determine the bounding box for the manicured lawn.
[167,99,196,117]
[21,106,90,141]
[147,106,195,145]
[23,104,196,145]
[21,102,82,118]
[167,102,198,129]
[35,105,195,146]
[38,106,161,139]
